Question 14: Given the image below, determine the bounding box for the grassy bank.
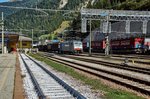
[29,53,144,99]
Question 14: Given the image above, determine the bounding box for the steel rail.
[38,53,150,95]
[47,52,150,73]
[39,53,150,86]
[48,56,150,86]
[20,54,46,99]
[80,53,150,65]
[82,52,150,59]
[62,55,150,75]
[25,54,86,99]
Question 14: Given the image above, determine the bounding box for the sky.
[0,0,9,3]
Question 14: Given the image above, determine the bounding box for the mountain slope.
[2,0,89,40]
[91,0,150,10]
[2,0,149,40]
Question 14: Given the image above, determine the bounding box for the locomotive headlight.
[138,45,141,48]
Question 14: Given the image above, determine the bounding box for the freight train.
[39,40,83,54]
[83,37,150,54]
[39,37,150,54]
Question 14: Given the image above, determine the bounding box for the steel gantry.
[81,9,150,56]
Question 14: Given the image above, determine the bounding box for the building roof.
[19,36,32,41]
[0,32,19,42]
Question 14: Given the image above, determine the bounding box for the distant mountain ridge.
[2,0,149,40]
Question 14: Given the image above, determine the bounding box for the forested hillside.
[90,0,150,10]
[2,0,88,40]
[1,0,150,40]
[5,0,62,32]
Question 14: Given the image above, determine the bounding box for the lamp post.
[89,19,92,56]
[105,13,110,56]
[1,12,4,54]
[20,28,22,51]
[32,29,33,48]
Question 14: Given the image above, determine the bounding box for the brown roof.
[0,33,19,42]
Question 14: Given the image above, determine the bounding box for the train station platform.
[0,53,16,99]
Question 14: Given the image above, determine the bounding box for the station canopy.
[19,36,32,42]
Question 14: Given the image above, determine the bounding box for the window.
[22,43,27,46]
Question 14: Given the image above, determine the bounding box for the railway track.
[38,53,150,95]
[80,53,150,65]
[20,53,86,99]
[59,55,150,75]
[82,52,150,59]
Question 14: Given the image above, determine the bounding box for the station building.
[0,32,32,53]
[0,32,19,53]
[18,36,32,49]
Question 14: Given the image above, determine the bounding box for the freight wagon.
[47,42,60,53]
[83,40,106,53]
[38,45,48,52]
[111,37,147,53]
[83,37,150,54]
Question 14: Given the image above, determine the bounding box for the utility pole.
[89,19,92,56]
[1,12,4,54]
[105,13,110,56]
[20,28,22,51]
[32,29,33,48]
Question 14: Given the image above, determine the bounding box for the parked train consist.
[83,40,106,52]
[39,40,83,54]
[83,37,150,54]
[38,45,48,52]
[111,37,150,53]
[47,42,60,52]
